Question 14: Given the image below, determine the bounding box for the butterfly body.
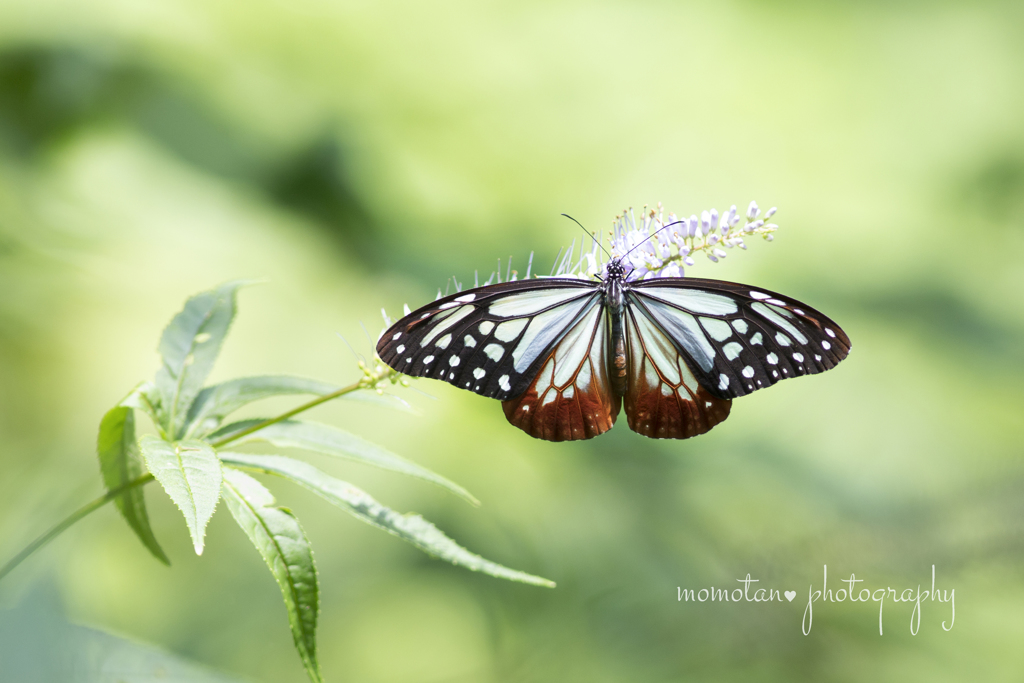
[377,256,850,442]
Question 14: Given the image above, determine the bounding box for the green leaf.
[222,453,555,587]
[119,381,163,434]
[221,468,320,683]
[96,406,169,565]
[214,419,479,506]
[338,389,418,415]
[185,375,341,438]
[153,281,249,438]
[138,436,222,555]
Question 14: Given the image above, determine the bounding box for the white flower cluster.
[426,201,779,294]
[593,201,778,280]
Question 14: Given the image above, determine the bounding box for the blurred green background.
[1,0,1023,681]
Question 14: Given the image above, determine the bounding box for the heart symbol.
[784,591,796,602]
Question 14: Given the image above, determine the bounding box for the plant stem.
[0,474,154,582]
[0,374,388,583]
[210,381,364,448]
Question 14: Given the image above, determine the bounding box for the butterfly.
[375,255,850,441]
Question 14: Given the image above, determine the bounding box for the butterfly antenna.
[562,214,613,260]
[621,219,687,260]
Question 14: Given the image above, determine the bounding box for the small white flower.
[683,256,695,266]
[764,207,777,219]
[700,211,711,236]
[746,201,759,220]
[687,215,699,237]
[713,248,727,259]
[661,263,683,278]
[727,205,739,227]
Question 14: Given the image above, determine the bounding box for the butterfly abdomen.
[604,276,629,398]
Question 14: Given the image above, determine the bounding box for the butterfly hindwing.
[622,304,732,439]
[629,278,851,400]
[376,279,600,401]
[502,302,620,441]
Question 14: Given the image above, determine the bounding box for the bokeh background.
[1,1,1023,681]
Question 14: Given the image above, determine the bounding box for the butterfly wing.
[622,303,732,439]
[628,277,851,400]
[376,279,601,401]
[502,301,620,441]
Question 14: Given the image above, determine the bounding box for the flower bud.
[746,201,759,220]
[700,211,711,235]
[764,207,777,219]
[714,248,727,259]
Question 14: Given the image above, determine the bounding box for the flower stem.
[0,367,401,584]
[0,474,154,583]
[210,380,364,448]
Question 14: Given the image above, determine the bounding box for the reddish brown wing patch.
[623,307,731,439]
[502,306,620,441]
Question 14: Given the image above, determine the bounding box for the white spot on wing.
[750,332,763,345]
[750,291,771,299]
[751,302,808,344]
[742,366,754,378]
[563,386,575,399]
[439,301,459,309]
[723,341,743,360]
[495,318,528,342]
[498,374,511,391]
[700,317,733,342]
[822,340,831,350]
[448,356,460,366]
[435,333,452,349]
[478,321,494,335]
[489,289,589,317]
[643,300,716,372]
[534,360,554,397]
[513,296,596,373]
[423,355,435,364]
[793,352,804,362]
[767,352,778,365]
[464,335,476,348]
[484,344,503,362]
[473,367,485,379]
[766,298,786,306]
[775,332,792,346]
[732,319,749,334]
[639,288,739,315]
[455,293,476,302]
[718,374,730,390]
[392,332,401,340]
[396,344,405,354]
[825,328,836,338]
[420,306,473,346]
[551,306,601,385]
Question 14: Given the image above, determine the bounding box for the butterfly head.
[605,258,628,280]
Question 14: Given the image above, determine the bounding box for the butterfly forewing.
[376,279,600,400]
[622,304,731,439]
[629,278,851,401]
[502,302,620,441]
